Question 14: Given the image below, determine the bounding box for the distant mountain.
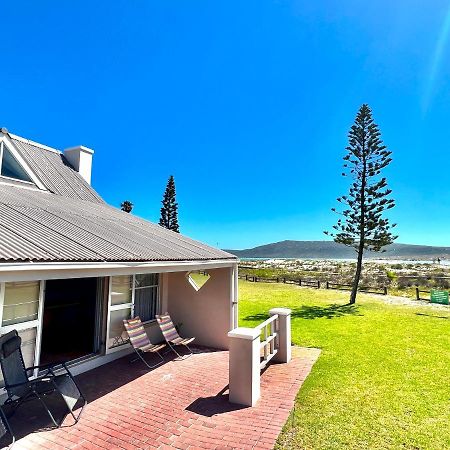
[225,240,450,260]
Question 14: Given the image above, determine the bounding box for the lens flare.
[423,7,450,111]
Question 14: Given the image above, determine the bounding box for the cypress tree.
[325,104,397,304]
[159,175,180,233]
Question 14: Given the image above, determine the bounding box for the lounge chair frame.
[123,317,166,369]
[0,330,87,430]
[0,405,14,447]
[156,313,195,360]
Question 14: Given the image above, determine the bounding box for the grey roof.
[11,138,104,204]
[0,184,236,263]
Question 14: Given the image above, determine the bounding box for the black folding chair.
[0,330,87,429]
[0,405,14,447]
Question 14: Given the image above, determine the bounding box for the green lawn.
[238,281,450,450]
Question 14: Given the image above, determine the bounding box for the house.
[0,128,238,377]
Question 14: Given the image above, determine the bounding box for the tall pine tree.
[325,104,397,304]
[159,175,180,233]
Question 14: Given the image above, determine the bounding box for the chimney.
[63,146,94,185]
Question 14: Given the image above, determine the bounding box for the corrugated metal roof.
[0,185,237,263]
[11,138,104,204]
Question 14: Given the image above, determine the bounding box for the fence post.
[317,280,321,289]
[326,281,329,289]
[416,287,420,301]
[383,287,388,295]
[228,328,261,406]
[245,274,248,281]
[276,277,279,283]
[269,308,291,364]
[283,278,286,283]
[255,276,258,283]
[298,279,302,286]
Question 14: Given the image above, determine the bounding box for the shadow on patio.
[185,385,247,417]
[1,345,320,450]
[0,347,216,445]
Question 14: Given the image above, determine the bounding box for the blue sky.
[3,1,450,249]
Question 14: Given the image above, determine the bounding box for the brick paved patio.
[2,346,320,450]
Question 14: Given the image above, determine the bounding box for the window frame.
[0,280,45,376]
[133,274,160,324]
[105,274,160,354]
[106,276,134,354]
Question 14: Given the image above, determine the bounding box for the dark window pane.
[134,286,158,322]
[1,146,32,182]
[135,273,158,288]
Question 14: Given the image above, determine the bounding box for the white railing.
[228,307,291,407]
[255,314,279,370]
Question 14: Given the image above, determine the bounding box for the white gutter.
[0,259,238,282]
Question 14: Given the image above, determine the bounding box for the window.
[111,275,132,306]
[107,276,132,349]
[0,142,32,183]
[107,274,160,352]
[2,281,40,326]
[0,281,43,386]
[134,274,159,322]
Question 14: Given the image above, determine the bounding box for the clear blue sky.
[3,1,450,249]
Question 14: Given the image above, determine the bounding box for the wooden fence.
[326,281,388,295]
[415,288,430,301]
[238,273,450,302]
[239,274,321,288]
[238,274,386,295]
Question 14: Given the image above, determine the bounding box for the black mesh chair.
[0,330,87,429]
[0,405,14,447]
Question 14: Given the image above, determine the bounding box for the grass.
[238,280,450,449]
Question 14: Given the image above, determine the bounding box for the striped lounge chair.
[155,313,195,360]
[123,317,166,369]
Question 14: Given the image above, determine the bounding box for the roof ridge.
[8,133,61,154]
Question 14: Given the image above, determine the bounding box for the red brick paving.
[7,347,320,450]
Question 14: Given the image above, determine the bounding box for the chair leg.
[0,407,15,447]
[51,373,87,426]
[66,395,87,425]
[33,390,60,427]
[168,342,191,360]
[136,349,164,369]
[184,344,194,355]
[8,389,60,426]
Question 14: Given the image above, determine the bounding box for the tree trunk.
[350,117,367,305]
[350,243,364,304]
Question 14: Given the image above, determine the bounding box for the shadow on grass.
[243,303,362,322]
[416,312,448,320]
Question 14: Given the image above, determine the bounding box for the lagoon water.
[240,257,450,265]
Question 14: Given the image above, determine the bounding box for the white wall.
[166,268,233,350]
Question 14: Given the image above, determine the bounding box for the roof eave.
[0,258,239,282]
